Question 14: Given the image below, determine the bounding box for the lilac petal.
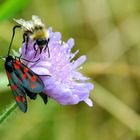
[72,55,86,69]
[44,84,80,105]
[67,38,74,49]
[48,28,61,42]
[48,27,52,31]
[65,38,74,52]
[72,82,93,91]
[29,61,51,68]
[21,42,37,61]
[84,98,93,106]
[61,39,75,54]
[42,78,79,104]
[57,94,79,105]
[72,71,89,81]
[86,83,94,90]
[31,67,50,75]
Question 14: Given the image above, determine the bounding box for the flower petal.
[72,55,86,69]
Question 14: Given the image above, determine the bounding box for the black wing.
[13,59,44,93]
[6,71,27,112]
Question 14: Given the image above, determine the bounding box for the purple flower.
[20,27,94,106]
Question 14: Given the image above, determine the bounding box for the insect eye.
[34,26,42,30]
[39,26,43,29]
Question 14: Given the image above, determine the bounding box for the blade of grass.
[92,81,140,135]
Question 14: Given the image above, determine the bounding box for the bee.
[11,15,50,57]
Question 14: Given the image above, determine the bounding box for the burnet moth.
[1,24,48,113]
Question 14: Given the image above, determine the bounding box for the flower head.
[20,27,94,106]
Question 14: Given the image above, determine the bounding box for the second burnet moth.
[2,24,49,113]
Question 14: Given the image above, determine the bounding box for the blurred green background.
[0,0,140,140]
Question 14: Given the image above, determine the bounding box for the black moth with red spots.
[5,55,48,112]
[3,23,48,113]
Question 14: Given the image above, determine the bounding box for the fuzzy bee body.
[14,15,50,57]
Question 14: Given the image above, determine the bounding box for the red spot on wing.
[31,83,36,89]
[22,74,27,79]
[14,63,20,69]
[16,96,21,102]
[21,96,26,102]
[11,84,18,90]
[16,59,21,65]
[23,67,29,73]
[31,75,37,82]
[6,71,12,79]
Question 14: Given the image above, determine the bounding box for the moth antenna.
[7,25,21,56]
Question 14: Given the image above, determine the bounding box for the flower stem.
[0,102,17,124]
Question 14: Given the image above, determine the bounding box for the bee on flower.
[20,25,94,107]
[13,15,50,57]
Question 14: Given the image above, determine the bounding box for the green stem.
[0,101,17,124]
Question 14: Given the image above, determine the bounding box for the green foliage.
[0,0,31,21]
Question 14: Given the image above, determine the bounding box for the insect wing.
[32,15,44,27]
[13,59,44,93]
[39,92,48,104]
[24,88,37,100]
[6,71,27,112]
[14,15,44,32]
[14,18,34,32]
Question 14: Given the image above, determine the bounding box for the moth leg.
[15,54,22,62]
[20,57,40,63]
[36,74,51,77]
